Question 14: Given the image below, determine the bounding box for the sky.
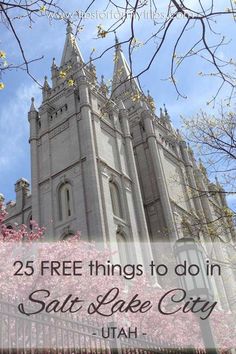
[0,0,235,208]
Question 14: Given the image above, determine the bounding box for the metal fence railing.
[0,299,205,354]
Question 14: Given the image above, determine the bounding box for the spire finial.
[66,19,73,34]
[115,31,118,44]
[88,56,96,81]
[89,54,93,67]
[43,76,51,93]
[100,75,109,97]
[43,76,48,88]
[145,90,155,112]
[30,97,36,112]
[164,103,168,115]
[114,31,121,50]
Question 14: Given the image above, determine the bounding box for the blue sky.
[0,0,235,207]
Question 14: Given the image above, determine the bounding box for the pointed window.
[65,188,71,217]
[58,183,73,221]
[109,181,123,218]
[28,215,33,230]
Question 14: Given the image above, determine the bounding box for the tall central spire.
[112,36,141,100]
[60,21,84,66]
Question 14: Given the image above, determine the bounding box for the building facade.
[1,23,236,311]
[1,23,235,271]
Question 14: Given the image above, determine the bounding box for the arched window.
[62,232,75,240]
[109,181,122,218]
[58,182,73,221]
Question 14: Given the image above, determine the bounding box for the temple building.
[1,23,235,310]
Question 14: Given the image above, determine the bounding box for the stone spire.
[29,97,37,112]
[51,57,58,87]
[115,31,121,51]
[99,75,109,97]
[146,90,155,111]
[88,55,97,83]
[51,57,57,72]
[60,20,84,66]
[28,97,38,140]
[42,76,51,101]
[0,193,4,204]
[66,20,73,35]
[43,76,50,88]
[111,34,141,99]
[160,104,173,130]
[160,107,164,119]
[198,158,207,177]
[164,104,171,121]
